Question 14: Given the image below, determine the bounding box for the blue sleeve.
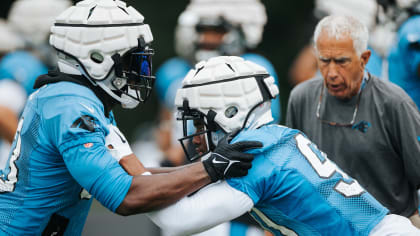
[62,143,132,212]
[226,154,266,204]
[43,96,132,212]
[398,17,420,76]
[242,53,281,123]
[155,58,192,108]
[0,51,47,95]
[366,47,383,78]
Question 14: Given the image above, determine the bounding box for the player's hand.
[105,124,133,162]
[202,132,263,182]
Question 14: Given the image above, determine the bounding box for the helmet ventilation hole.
[90,52,104,64]
[225,106,238,118]
[87,6,96,20]
[225,63,235,72]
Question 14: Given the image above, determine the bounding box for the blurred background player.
[0,20,25,171]
[380,0,420,221]
[0,0,70,181]
[384,0,420,108]
[7,0,71,69]
[288,0,389,86]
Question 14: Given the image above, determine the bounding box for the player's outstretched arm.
[116,162,210,215]
[0,105,18,143]
[0,80,26,144]
[106,125,202,175]
[147,181,253,236]
[105,126,262,215]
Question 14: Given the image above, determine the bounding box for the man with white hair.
[289,0,387,86]
[286,15,420,227]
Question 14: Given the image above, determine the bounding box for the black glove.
[203,132,263,182]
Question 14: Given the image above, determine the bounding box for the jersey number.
[295,134,364,197]
[0,117,24,192]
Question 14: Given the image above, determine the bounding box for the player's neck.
[244,101,273,130]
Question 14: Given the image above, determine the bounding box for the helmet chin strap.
[62,55,140,110]
[96,81,139,109]
[120,89,140,109]
[58,53,141,110]
[210,129,226,147]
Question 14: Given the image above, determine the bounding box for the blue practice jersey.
[365,46,382,78]
[227,125,388,236]
[156,54,282,123]
[388,15,420,108]
[0,81,132,235]
[155,57,191,109]
[0,51,48,96]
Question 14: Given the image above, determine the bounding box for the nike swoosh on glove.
[202,132,263,182]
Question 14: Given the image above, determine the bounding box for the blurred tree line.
[0,0,314,140]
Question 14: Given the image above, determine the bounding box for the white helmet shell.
[0,20,24,54]
[175,0,267,61]
[49,0,154,109]
[315,0,378,30]
[175,56,278,133]
[8,0,72,46]
[50,0,153,81]
[396,0,419,8]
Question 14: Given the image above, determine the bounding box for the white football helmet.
[377,0,420,16]
[0,20,24,55]
[314,0,378,30]
[175,56,278,161]
[50,0,155,109]
[395,0,420,8]
[8,0,72,68]
[8,0,72,46]
[373,0,420,56]
[175,0,267,64]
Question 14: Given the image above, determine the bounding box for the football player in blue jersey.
[0,1,263,235]
[384,0,420,108]
[144,56,420,236]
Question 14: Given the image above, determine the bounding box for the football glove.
[105,124,133,162]
[202,132,263,182]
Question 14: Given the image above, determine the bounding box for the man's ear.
[360,50,371,69]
